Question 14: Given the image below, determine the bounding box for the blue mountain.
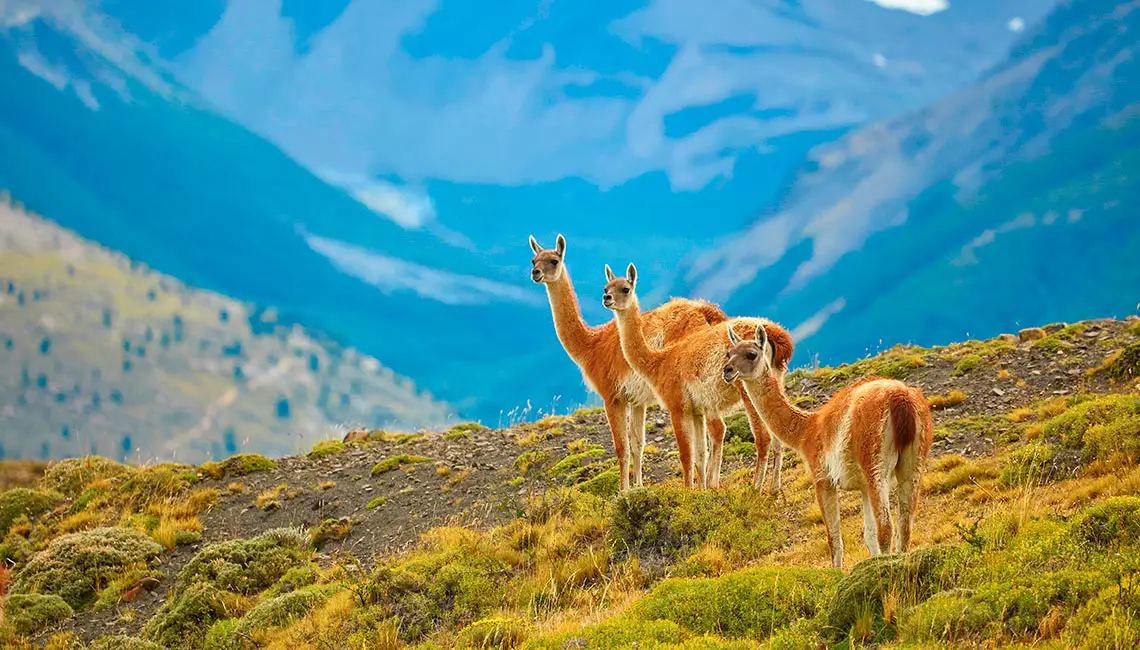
[0,0,1136,462]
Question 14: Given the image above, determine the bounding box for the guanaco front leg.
[813,478,844,568]
[628,403,647,488]
[603,399,631,492]
[706,416,726,489]
[689,411,709,489]
[668,404,695,488]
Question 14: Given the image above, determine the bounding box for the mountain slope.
[0,199,452,464]
[0,19,553,425]
[6,316,1140,648]
[682,0,1140,363]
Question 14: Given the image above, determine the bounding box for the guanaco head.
[529,234,566,284]
[602,263,637,311]
[723,322,771,383]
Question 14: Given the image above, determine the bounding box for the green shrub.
[899,588,997,643]
[3,593,74,636]
[1042,394,1140,452]
[310,517,354,548]
[1063,584,1140,650]
[1105,342,1140,382]
[514,451,551,474]
[999,443,1074,487]
[762,618,823,650]
[823,545,969,640]
[576,470,620,498]
[10,527,164,609]
[174,528,310,596]
[456,617,531,649]
[522,618,686,649]
[634,567,839,639]
[447,422,487,438]
[142,583,252,650]
[723,413,752,444]
[609,487,775,564]
[41,457,132,497]
[0,531,33,566]
[952,354,983,376]
[89,635,168,650]
[201,619,239,650]
[201,454,278,479]
[307,439,346,459]
[1071,496,1140,551]
[371,454,430,475]
[353,537,515,643]
[0,487,61,535]
[230,590,328,644]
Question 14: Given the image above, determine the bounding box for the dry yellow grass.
[927,390,967,410]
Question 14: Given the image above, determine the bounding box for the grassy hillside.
[0,197,452,464]
[1,317,1138,649]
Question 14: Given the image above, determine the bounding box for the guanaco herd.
[529,234,934,569]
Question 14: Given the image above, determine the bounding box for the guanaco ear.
[554,234,566,258]
[755,324,769,353]
[529,235,543,255]
[727,323,742,346]
[604,264,616,282]
[626,263,637,286]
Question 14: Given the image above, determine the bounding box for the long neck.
[613,298,663,376]
[544,269,595,360]
[740,371,810,451]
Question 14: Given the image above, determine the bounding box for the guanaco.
[724,324,933,568]
[529,235,729,491]
[602,263,794,489]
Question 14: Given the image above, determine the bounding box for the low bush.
[3,592,73,636]
[10,527,163,609]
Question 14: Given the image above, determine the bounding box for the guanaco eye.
[746,351,758,360]
[549,259,559,266]
[621,287,630,294]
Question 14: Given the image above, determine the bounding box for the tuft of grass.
[456,616,530,649]
[923,458,1000,495]
[309,518,354,548]
[366,496,387,509]
[306,439,346,459]
[447,422,487,439]
[1104,342,1140,383]
[256,484,288,511]
[928,390,968,410]
[514,451,551,475]
[316,480,336,491]
[952,354,983,376]
[572,406,605,417]
[0,488,61,536]
[199,453,277,480]
[370,454,431,476]
[368,430,425,444]
[226,482,245,495]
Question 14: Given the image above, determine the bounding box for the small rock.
[1043,322,1068,334]
[1053,389,1070,395]
[992,387,1005,396]
[1019,327,1047,342]
[998,333,1018,343]
[342,428,370,443]
[1126,315,1140,323]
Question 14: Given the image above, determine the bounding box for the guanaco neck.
[740,370,810,451]
[544,268,597,361]
[613,297,664,376]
